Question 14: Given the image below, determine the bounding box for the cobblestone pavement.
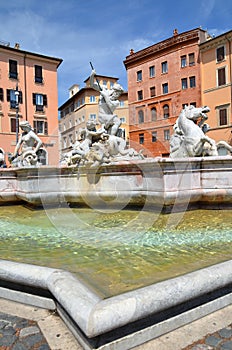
[0,311,50,350]
[183,323,232,350]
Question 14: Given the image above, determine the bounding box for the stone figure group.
[170,105,232,158]
[63,69,143,167]
[10,121,43,167]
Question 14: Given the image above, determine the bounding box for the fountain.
[0,76,232,349]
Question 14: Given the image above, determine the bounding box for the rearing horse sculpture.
[170,105,232,158]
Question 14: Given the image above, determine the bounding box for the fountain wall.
[0,156,232,209]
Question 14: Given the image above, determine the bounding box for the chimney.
[173,29,178,36]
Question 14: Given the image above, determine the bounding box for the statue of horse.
[170,105,232,158]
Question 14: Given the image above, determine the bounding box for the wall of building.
[0,43,62,166]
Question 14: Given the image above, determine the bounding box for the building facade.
[0,41,62,165]
[200,30,232,148]
[124,28,210,157]
[59,75,129,156]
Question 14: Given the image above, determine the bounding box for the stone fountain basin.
[0,259,232,349]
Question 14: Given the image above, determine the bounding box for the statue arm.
[90,69,101,92]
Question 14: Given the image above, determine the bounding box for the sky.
[0,0,232,107]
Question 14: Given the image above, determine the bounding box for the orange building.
[200,30,232,148]
[0,41,62,165]
[124,28,210,157]
[59,75,129,156]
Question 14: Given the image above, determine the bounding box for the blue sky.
[0,0,231,106]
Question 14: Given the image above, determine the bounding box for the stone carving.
[170,105,232,158]
[62,69,144,167]
[11,121,43,167]
[90,68,124,136]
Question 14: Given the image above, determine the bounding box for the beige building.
[58,75,129,155]
[200,30,232,147]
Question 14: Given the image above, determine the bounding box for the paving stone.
[221,340,232,350]
[19,325,40,338]
[190,344,213,349]
[38,344,51,350]
[219,328,232,339]
[22,333,45,348]
[0,333,17,346]
[12,342,28,350]
[205,335,222,347]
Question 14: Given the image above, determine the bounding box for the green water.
[0,204,231,297]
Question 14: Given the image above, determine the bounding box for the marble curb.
[0,259,232,339]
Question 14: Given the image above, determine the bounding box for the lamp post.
[15,83,20,144]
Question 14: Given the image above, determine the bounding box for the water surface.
[0,205,231,297]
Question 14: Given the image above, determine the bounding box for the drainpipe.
[23,54,28,121]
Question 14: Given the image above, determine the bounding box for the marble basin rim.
[0,258,232,340]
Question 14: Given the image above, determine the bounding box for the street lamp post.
[15,83,20,144]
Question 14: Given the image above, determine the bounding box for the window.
[162,61,168,73]
[138,110,144,123]
[151,107,157,121]
[149,66,155,77]
[34,65,43,83]
[162,83,168,94]
[120,117,126,123]
[189,76,196,88]
[89,114,96,120]
[190,102,196,107]
[164,129,170,140]
[33,120,48,134]
[9,60,18,79]
[181,55,187,68]
[137,90,143,100]
[139,133,144,144]
[137,70,142,81]
[119,100,124,107]
[150,86,156,97]
[7,89,22,109]
[217,67,226,86]
[219,108,227,126]
[33,93,47,112]
[217,46,225,62]
[37,149,47,165]
[189,53,195,66]
[0,88,3,101]
[152,132,157,142]
[10,118,16,132]
[90,95,96,102]
[163,104,169,118]
[181,78,188,90]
